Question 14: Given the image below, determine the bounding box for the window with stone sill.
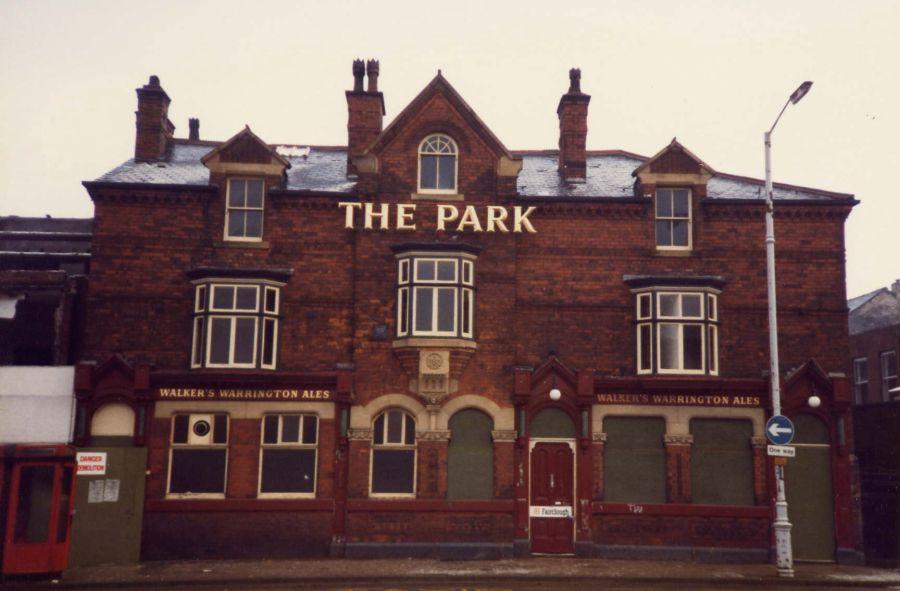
[167,413,228,497]
[370,409,416,496]
[225,178,265,241]
[418,134,458,194]
[396,255,474,339]
[259,414,318,496]
[635,290,719,375]
[655,188,691,250]
[191,281,280,370]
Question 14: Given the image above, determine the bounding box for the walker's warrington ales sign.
[597,393,763,407]
[338,202,538,233]
[155,388,333,401]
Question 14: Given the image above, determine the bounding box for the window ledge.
[652,248,694,258]
[214,240,270,250]
[410,193,465,202]
[392,337,477,350]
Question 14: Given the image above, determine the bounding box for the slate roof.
[849,284,900,335]
[92,141,853,202]
[0,217,92,255]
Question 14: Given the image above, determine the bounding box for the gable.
[356,74,521,178]
[633,139,714,187]
[201,126,290,176]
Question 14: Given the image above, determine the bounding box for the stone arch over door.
[90,403,136,440]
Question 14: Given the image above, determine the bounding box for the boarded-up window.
[448,409,493,499]
[690,418,753,505]
[168,414,228,495]
[603,417,666,503]
[371,410,416,495]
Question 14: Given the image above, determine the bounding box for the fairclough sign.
[338,202,537,233]
[597,393,762,407]
[155,388,332,401]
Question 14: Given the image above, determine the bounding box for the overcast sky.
[1,0,897,297]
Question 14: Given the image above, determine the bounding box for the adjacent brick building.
[76,63,862,563]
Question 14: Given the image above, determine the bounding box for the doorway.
[784,413,836,561]
[529,440,575,554]
[2,459,75,575]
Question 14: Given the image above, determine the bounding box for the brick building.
[76,63,862,563]
[848,281,900,565]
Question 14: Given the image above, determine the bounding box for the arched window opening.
[371,409,416,495]
[448,409,493,499]
[418,134,458,193]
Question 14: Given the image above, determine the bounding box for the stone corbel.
[664,434,694,445]
[591,432,608,444]
[491,429,517,442]
[347,428,373,441]
[419,430,452,442]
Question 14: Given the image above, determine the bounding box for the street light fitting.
[790,81,813,105]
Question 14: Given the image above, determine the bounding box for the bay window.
[636,289,719,375]
[396,254,475,339]
[191,281,281,369]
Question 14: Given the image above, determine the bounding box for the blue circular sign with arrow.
[766,415,795,445]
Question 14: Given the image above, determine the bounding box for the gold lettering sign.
[155,388,333,401]
[596,393,762,407]
[337,202,537,233]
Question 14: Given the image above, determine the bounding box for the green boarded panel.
[603,417,666,503]
[448,409,494,499]
[530,408,575,438]
[793,413,831,444]
[785,445,836,561]
[690,419,754,505]
[70,446,147,566]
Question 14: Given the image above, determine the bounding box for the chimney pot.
[189,118,200,141]
[366,59,380,92]
[568,68,581,93]
[148,75,160,87]
[352,59,365,92]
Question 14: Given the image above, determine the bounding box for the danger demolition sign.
[76,452,107,476]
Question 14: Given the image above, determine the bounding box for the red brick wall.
[850,324,900,403]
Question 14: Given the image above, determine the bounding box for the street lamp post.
[764,80,812,579]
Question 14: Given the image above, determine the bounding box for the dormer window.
[655,188,691,250]
[418,134,457,194]
[225,178,264,241]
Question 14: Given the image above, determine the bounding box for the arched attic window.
[418,134,458,194]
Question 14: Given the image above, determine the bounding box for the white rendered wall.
[0,366,75,443]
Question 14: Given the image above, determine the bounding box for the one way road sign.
[766,415,795,445]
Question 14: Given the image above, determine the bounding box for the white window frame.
[632,288,719,376]
[396,254,476,340]
[191,279,282,370]
[166,413,229,499]
[853,357,868,404]
[224,177,265,242]
[417,134,458,195]
[369,409,417,498]
[881,351,897,402]
[655,187,692,251]
[258,414,318,498]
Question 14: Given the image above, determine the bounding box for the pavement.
[3,557,900,590]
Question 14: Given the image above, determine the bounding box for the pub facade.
[75,62,862,563]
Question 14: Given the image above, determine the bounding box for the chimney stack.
[557,68,591,181]
[346,59,385,175]
[188,118,200,141]
[134,75,175,161]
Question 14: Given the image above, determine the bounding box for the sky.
[0,0,897,298]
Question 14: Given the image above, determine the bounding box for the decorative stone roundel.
[425,353,444,371]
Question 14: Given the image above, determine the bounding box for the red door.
[530,442,574,554]
[2,461,75,575]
